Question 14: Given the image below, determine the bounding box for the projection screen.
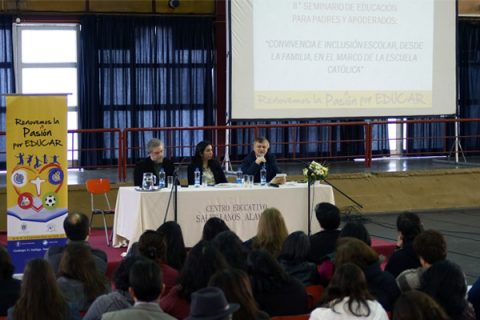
[227,0,457,120]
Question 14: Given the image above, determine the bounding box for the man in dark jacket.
[133,138,175,187]
[241,136,280,183]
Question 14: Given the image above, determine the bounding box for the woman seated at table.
[187,140,227,185]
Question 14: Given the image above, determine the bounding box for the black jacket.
[133,157,175,187]
[187,159,227,185]
[241,151,280,183]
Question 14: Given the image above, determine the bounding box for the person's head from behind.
[421,260,468,318]
[113,256,143,292]
[186,287,239,320]
[254,207,288,257]
[129,259,163,303]
[178,240,228,299]
[138,229,166,264]
[147,138,164,163]
[157,221,186,270]
[413,229,447,267]
[315,202,340,231]
[202,217,230,241]
[396,212,423,243]
[247,249,289,292]
[279,231,310,263]
[0,246,14,280]
[213,231,248,271]
[253,136,270,157]
[339,221,371,246]
[194,140,213,163]
[393,290,449,320]
[15,259,68,319]
[209,268,259,320]
[63,212,89,241]
[322,263,373,316]
[58,243,107,301]
[335,237,379,269]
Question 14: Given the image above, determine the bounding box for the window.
[13,23,79,161]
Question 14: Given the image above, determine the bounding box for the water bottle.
[194,168,201,187]
[236,168,243,184]
[260,165,267,185]
[158,168,166,188]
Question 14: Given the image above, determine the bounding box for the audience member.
[209,269,270,320]
[241,136,280,183]
[133,138,175,187]
[392,290,449,320]
[44,212,107,274]
[57,243,110,311]
[186,287,239,320]
[244,207,289,258]
[187,141,227,185]
[308,202,341,263]
[278,231,319,286]
[385,212,423,277]
[160,240,228,319]
[335,237,400,312]
[157,221,187,271]
[8,259,81,320]
[339,221,372,246]
[102,259,176,320]
[310,263,389,320]
[137,230,179,297]
[0,246,20,316]
[468,276,480,320]
[213,231,248,271]
[396,229,447,291]
[202,217,230,241]
[84,257,139,320]
[421,259,475,320]
[248,249,308,316]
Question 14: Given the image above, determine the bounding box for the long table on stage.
[112,182,335,248]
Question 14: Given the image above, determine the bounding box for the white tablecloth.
[113,182,335,248]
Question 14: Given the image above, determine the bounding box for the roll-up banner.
[6,95,68,273]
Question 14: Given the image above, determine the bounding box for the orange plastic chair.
[305,284,325,309]
[85,178,115,246]
[271,314,310,320]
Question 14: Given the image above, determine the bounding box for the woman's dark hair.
[14,259,69,320]
[192,140,212,163]
[320,263,374,317]
[0,246,14,280]
[177,240,228,300]
[58,243,108,303]
[393,290,449,320]
[113,256,145,292]
[209,268,262,320]
[339,222,372,246]
[397,212,423,242]
[202,217,230,241]
[278,231,310,263]
[157,221,186,270]
[213,231,248,271]
[421,260,468,318]
[335,237,379,269]
[247,249,291,293]
[138,229,166,263]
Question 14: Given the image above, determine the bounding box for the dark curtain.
[0,16,15,169]
[230,118,389,163]
[78,15,215,166]
[458,20,480,153]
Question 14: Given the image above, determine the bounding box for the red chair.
[305,284,325,309]
[85,178,115,246]
[271,314,310,320]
